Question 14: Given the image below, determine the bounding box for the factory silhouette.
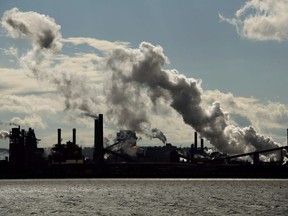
[1,114,288,178]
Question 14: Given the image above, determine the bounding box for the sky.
[0,0,287,153]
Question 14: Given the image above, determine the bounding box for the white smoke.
[10,114,47,129]
[105,41,281,155]
[1,7,61,79]
[0,130,9,139]
[219,0,288,41]
[150,128,167,144]
[1,7,62,54]
[1,8,284,158]
[104,45,168,142]
[1,8,99,116]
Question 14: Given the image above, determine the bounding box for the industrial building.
[9,126,44,166]
[0,114,288,178]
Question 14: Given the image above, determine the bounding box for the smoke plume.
[109,130,139,157]
[105,47,167,142]
[1,7,62,81]
[106,42,280,155]
[2,7,62,54]
[1,8,283,156]
[150,128,167,144]
[1,8,99,116]
[0,130,9,139]
[10,115,47,129]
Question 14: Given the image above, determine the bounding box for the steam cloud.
[106,42,280,154]
[0,130,9,139]
[2,7,62,54]
[1,8,98,116]
[219,0,288,41]
[104,45,168,142]
[10,115,47,129]
[108,130,140,157]
[1,8,283,156]
[150,128,167,144]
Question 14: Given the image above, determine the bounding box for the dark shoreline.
[1,162,288,179]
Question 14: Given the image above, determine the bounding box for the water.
[0,179,287,216]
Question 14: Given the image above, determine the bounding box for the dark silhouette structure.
[50,128,83,164]
[9,127,44,167]
[1,114,288,179]
[93,114,104,164]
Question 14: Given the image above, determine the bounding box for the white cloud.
[0,94,64,114]
[62,37,129,51]
[0,67,44,95]
[220,0,288,41]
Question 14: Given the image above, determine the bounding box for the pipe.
[72,128,76,145]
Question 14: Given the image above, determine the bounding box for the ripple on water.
[0,179,287,215]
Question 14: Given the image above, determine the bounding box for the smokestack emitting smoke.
[151,128,167,144]
[105,42,280,155]
[1,8,166,144]
[73,128,76,145]
[1,8,283,156]
[114,130,140,157]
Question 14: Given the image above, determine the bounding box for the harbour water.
[0,179,287,215]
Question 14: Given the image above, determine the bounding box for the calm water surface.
[0,179,287,215]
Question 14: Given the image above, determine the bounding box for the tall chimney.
[93,118,98,162]
[201,138,204,153]
[194,131,198,152]
[94,118,98,149]
[57,128,61,145]
[72,128,76,145]
[287,128,288,146]
[93,114,104,164]
[190,144,194,160]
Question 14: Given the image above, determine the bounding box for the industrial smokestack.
[201,138,204,153]
[190,144,194,159]
[57,128,61,145]
[93,114,104,164]
[194,131,198,152]
[94,118,98,150]
[287,128,288,146]
[98,114,103,148]
[72,128,76,145]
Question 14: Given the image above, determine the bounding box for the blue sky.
[0,0,287,152]
[1,0,287,101]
